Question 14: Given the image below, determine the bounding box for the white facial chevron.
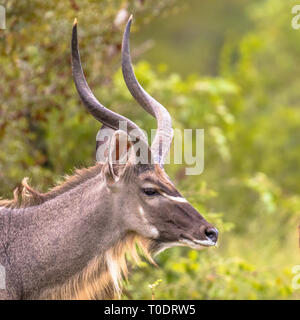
[161,193,188,203]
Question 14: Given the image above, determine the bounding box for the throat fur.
[36,233,155,300]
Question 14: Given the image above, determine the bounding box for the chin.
[150,238,217,256]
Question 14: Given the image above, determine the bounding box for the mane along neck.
[0,164,104,209]
[35,233,155,300]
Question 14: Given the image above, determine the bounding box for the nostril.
[205,227,218,243]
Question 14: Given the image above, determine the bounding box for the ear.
[106,130,135,182]
[96,125,115,164]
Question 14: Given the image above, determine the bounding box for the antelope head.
[71,16,218,256]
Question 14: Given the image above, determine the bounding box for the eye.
[142,188,160,197]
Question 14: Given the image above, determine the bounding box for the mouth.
[152,236,217,256]
[179,237,217,249]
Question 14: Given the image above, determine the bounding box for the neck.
[0,164,152,299]
[36,232,152,300]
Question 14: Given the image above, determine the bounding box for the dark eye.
[142,188,160,196]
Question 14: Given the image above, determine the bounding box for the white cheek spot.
[161,193,188,203]
[138,205,145,218]
[149,226,159,238]
[138,205,159,239]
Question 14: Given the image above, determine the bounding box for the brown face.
[131,164,218,254]
[104,131,218,255]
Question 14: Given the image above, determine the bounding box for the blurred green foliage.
[0,0,299,299]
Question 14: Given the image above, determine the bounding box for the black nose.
[205,227,218,243]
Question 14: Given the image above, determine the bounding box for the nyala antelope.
[0,16,218,300]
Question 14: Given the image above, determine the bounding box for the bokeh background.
[0,0,299,299]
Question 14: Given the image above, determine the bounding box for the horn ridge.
[121,16,173,166]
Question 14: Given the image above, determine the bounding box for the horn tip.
[129,14,133,21]
[73,18,78,26]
